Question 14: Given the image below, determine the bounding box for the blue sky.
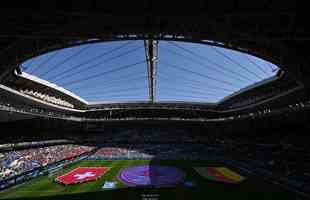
[21,40,279,103]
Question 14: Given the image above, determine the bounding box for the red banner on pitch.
[56,167,109,185]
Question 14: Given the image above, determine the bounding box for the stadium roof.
[20,40,279,104]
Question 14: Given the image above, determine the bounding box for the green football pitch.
[0,160,302,200]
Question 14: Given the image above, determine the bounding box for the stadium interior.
[0,1,310,200]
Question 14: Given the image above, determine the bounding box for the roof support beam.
[144,39,158,103]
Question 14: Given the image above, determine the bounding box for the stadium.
[0,1,310,200]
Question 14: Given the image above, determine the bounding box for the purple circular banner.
[118,165,185,187]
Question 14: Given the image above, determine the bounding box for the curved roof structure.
[17,71,88,105]
[20,40,279,104]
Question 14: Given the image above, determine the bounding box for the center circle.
[118,165,185,187]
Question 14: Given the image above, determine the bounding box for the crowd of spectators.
[82,127,205,144]
[88,142,220,160]
[0,144,94,181]
[19,89,74,108]
[89,147,134,159]
[0,140,72,150]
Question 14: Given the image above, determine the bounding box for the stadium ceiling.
[19,40,279,104]
[0,1,309,99]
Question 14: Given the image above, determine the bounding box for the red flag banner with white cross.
[56,167,109,185]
